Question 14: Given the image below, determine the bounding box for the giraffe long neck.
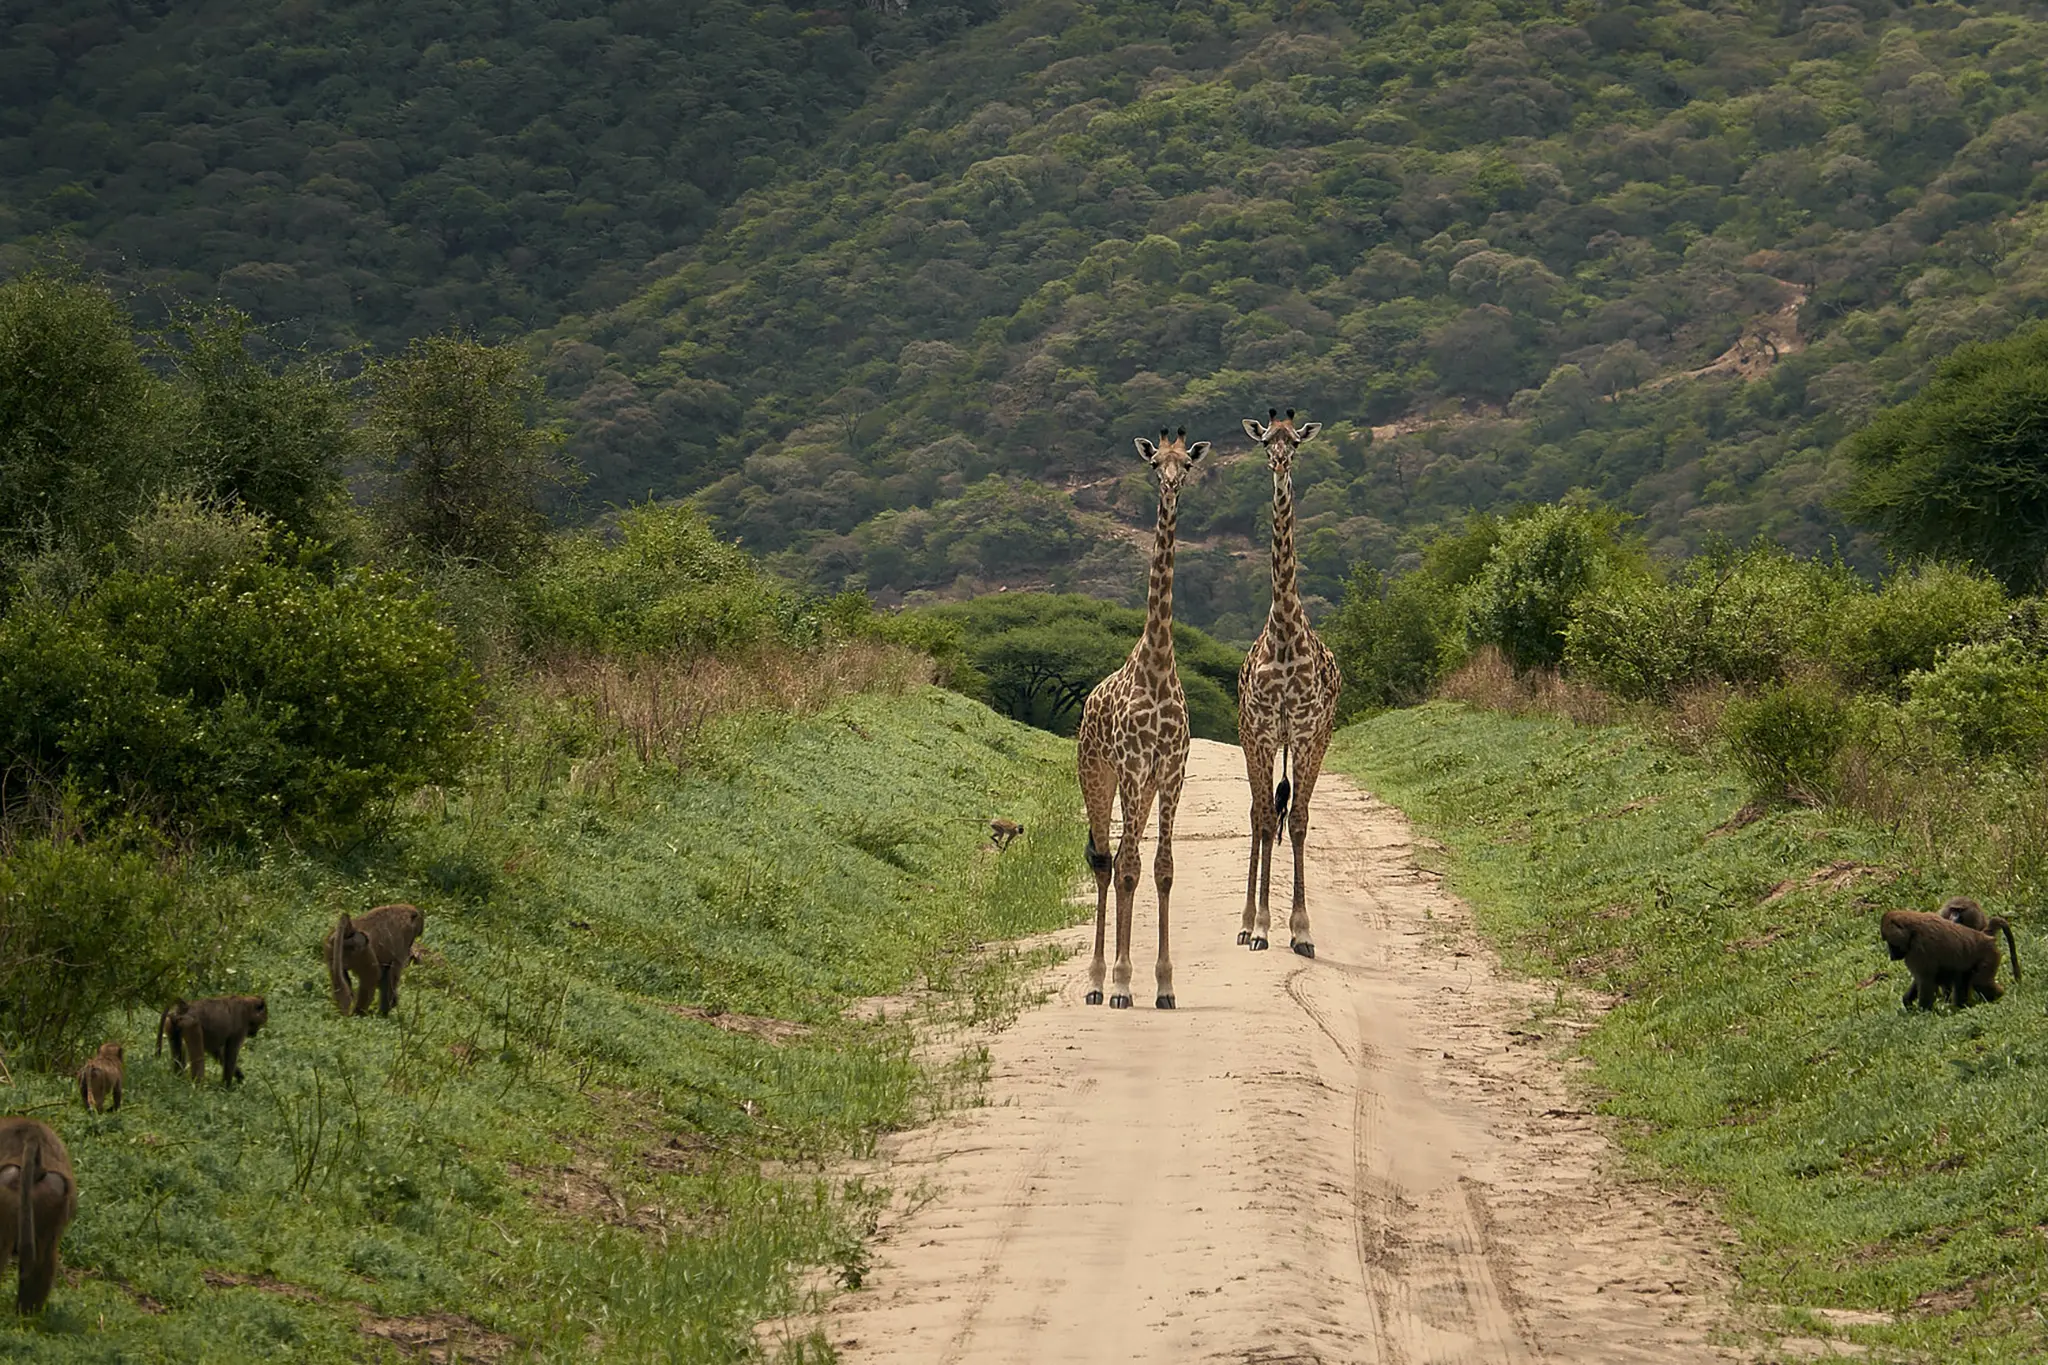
[1138,485,1178,668]
[1268,463,1306,634]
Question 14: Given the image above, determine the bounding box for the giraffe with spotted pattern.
[1237,409,1343,958]
[1077,427,1209,1010]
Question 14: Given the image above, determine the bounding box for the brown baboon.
[76,1041,123,1114]
[0,1117,75,1313]
[1880,910,2018,1009]
[156,995,269,1085]
[990,818,1024,851]
[324,903,425,1016]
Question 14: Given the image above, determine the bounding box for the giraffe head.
[1241,408,1323,473]
[1132,426,1210,500]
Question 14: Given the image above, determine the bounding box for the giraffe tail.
[1274,746,1292,821]
[1085,831,1113,873]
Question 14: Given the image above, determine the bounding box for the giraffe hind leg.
[1154,774,1183,1008]
[1240,746,1274,946]
[1287,740,1329,958]
[1080,744,1116,1006]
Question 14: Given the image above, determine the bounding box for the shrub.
[0,834,225,1065]
[1565,544,1853,700]
[0,541,477,838]
[1901,639,2048,762]
[1827,561,2009,692]
[1464,502,1634,671]
[1722,678,1848,803]
[1325,564,1457,718]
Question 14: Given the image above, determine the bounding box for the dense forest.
[10,0,2048,643]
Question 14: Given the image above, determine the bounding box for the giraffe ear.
[1242,418,1268,443]
[1187,441,1211,461]
[1294,422,1322,443]
[1133,437,1158,463]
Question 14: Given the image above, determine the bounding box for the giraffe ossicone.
[1075,427,1207,1009]
[1236,409,1341,957]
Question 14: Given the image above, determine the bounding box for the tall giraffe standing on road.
[1077,427,1209,1009]
[1237,409,1343,957]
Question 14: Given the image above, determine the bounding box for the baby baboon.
[1935,897,2023,984]
[76,1041,123,1113]
[990,818,1025,851]
[1880,910,2018,1009]
[325,903,425,1016]
[0,1117,75,1313]
[157,995,269,1085]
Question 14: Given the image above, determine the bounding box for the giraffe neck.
[1137,485,1178,672]
[1268,462,1307,638]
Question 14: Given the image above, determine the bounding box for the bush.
[1827,561,2010,692]
[1721,678,1848,803]
[523,504,816,656]
[0,835,225,1065]
[1464,502,1635,671]
[0,534,477,838]
[1324,565,1457,718]
[1901,639,2048,762]
[1565,545,1853,700]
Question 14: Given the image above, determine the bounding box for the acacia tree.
[1841,324,2048,591]
[365,336,574,570]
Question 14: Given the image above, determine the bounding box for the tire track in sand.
[828,740,1736,1363]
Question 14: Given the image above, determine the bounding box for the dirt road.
[829,739,1738,1363]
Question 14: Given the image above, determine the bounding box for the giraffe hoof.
[1250,937,1268,951]
[1084,990,1104,1006]
[1155,996,1175,1010]
[1109,994,1133,1009]
[1236,930,1251,945]
[1292,942,1316,959]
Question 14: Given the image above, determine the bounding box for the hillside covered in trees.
[11,0,2048,640]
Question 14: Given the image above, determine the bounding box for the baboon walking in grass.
[0,1117,75,1314]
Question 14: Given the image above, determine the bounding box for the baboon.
[76,1041,123,1114]
[157,995,269,1085]
[324,903,425,1016]
[0,1117,75,1313]
[990,818,1024,851]
[1880,910,2018,1009]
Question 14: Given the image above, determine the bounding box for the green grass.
[0,686,1082,1363]
[1330,703,2048,1363]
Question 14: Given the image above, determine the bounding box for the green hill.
[0,0,1000,347]
[542,0,2048,630]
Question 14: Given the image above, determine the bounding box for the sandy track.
[829,739,1737,1363]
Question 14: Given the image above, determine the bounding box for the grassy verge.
[1330,703,2048,1363]
[1,686,1082,1364]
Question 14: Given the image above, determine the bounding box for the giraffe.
[1237,408,1343,957]
[1077,426,1209,1009]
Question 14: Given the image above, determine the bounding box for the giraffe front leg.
[1110,781,1151,1010]
[1287,747,1327,958]
[1154,778,1183,1009]
[1087,863,1111,1005]
[1240,747,1273,946]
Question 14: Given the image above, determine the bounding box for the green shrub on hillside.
[1465,503,1635,672]
[1828,562,2010,693]
[1901,639,2048,763]
[1324,564,1458,719]
[0,835,220,1065]
[1721,678,1848,804]
[0,525,476,838]
[1565,545,1852,700]
[523,503,815,656]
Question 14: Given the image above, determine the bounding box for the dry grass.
[533,641,935,766]
[1435,645,1614,726]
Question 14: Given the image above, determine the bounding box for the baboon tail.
[1085,831,1113,873]
[16,1130,37,1311]
[78,1070,88,1113]
[1997,918,2022,982]
[327,913,355,1013]
[155,1004,179,1056]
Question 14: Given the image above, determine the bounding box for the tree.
[1464,501,1636,671]
[1840,323,2048,591]
[166,307,354,539]
[0,274,175,574]
[366,337,574,571]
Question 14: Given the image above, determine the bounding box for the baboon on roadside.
[1880,910,2018,1009]
[324,903,425,1016]
[0,1117,75,1313]
[990,818,1024,851]
[157,995,269,1085]
[76,1042,123,1113]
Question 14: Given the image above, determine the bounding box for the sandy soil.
[828,739,1742,1364]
